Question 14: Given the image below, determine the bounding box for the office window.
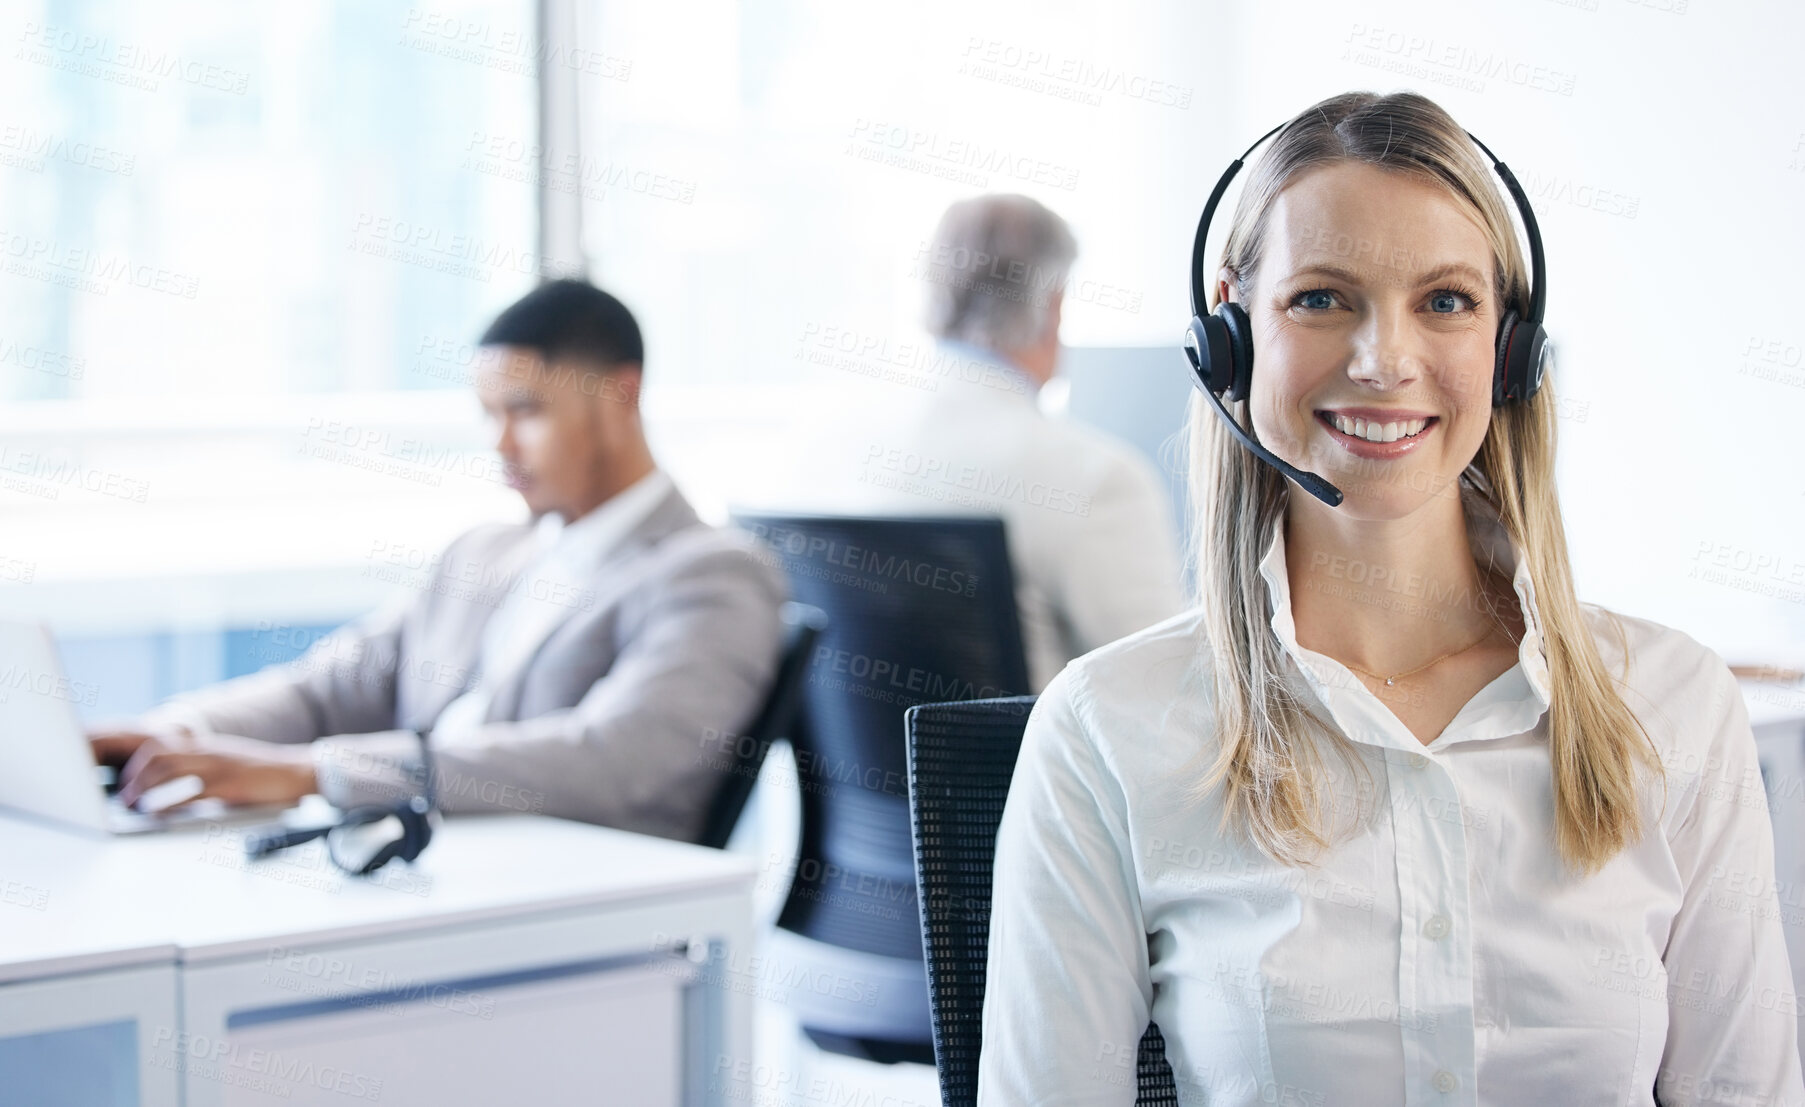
[0,0,540,675]
[0,0,537,404]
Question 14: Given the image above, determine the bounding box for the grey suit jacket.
[146,485,787,843]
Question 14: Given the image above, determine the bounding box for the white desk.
[0,812,757,1106]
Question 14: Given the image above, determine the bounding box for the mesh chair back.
[729,514,1029,964]
[905,696,1177,1106]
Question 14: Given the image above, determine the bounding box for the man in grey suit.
[89,279,786,844]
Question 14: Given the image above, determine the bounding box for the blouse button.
[1432,1069,1459,1093]
[1422,913,1451,940]
[1409,753,1429,770]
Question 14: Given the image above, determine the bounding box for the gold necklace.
[1341,621,1499,687]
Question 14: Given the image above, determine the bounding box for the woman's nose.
[1348,304,1426,390]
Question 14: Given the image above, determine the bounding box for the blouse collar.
[1256,474,1554,755]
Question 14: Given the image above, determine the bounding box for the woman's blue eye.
[1290,287,1478,314]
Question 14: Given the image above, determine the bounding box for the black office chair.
[729,513,1031,1066]
[905,696,1177,1107]
[696,601,829,851]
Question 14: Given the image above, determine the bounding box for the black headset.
[243,729,438,875]
[1183,118,1553,509]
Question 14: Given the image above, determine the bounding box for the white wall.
[1223,0,1805,666]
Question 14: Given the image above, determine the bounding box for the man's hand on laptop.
[89,729,318,811]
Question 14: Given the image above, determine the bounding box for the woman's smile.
[1314,409,1440,459]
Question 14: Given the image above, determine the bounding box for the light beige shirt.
[747,340,1187,692]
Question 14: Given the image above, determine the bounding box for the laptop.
[0,620,300,835]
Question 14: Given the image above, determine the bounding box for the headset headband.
[1188,120,1546,330]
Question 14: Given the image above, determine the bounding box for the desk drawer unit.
[177,890,752,1107]
[0,963,181,1107]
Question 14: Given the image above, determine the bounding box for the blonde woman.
[977,91,1802,1105]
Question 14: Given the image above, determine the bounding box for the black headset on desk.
[243,729,438,876]
[1182,118,1555,509]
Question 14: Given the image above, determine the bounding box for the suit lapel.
[482,485,700,721]
[411,529,542,727]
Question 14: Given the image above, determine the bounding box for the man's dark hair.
[479,278,645,371]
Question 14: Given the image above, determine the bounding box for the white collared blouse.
[977,495,1803,1106]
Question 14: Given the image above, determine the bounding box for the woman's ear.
[1216,266,1240,307]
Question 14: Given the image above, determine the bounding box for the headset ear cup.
[1185,313,1234,396]
[1493,309,1519,407]
[1216,302,1255,403]
[396,796,433,863]
[1494,312,1550,407]
[1515,323,1548,405]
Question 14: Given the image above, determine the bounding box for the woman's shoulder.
[1063,604,1212,692]
[1575,600,1745,754]
[1577,601,1737,700]
[1035,606,1216,773]
[1578,601,1720,678]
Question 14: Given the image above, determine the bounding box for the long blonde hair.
[1182,90,1659,875]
